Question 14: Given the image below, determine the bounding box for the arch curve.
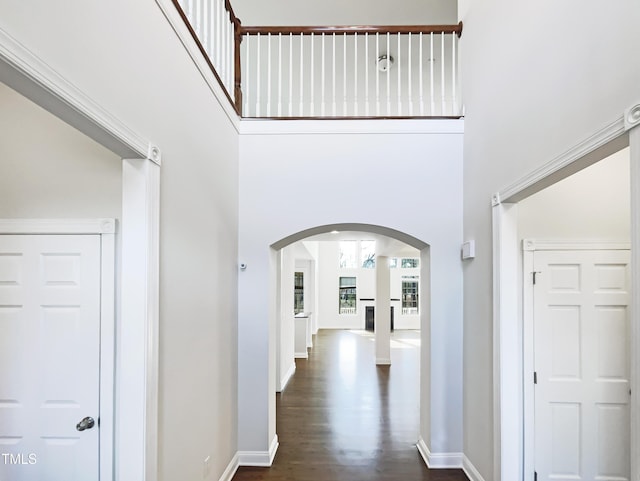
[270,223,430,251]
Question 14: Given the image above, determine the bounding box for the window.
[339,277,357,314]
[361,240,376,269]
[389,257,398,268]
[294,272,304,314]
[401,258,419,268]
[339,241,357,268]
[402,278,419,315]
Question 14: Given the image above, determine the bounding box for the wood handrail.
[241,22,463,38]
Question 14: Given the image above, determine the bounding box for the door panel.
[534,249,630,481]
[0,235,100,481]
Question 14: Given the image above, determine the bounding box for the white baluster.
[419,32,424,116]
[194,0,200,36]
[332,33,336,116]
[256,32,261,117]
[244,34,250,116]
[430,32,435,115]
[321,33,326,116]
[266,33,272,116]
[216,0,221,73]
[186,0,193,19]
[209,0,214,58]
[299,33,304,116]
[365,32,369,116]
[386,32,390,116]
[343,32,347,116]
[441,31,445,116]
[452,33,457,116]
[289,33,293,116]
[397,32,401,115]
[278,33,282,117]
[408,32,413,116]
[310,33,315,116]
[354,33,358,116]
[376,32,380,116]
[202,0,209,57]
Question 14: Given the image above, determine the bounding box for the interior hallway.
[233,330,469,481]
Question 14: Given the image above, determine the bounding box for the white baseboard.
[238,434,279,467]
[294,351,308,359]
[278,362,296,392]
[375,358,391,365]
[416,437,463,469]
[462,455,487,481]
[218,453,239,481]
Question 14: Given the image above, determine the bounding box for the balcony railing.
[172,0,462,119]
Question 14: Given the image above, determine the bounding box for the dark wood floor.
[232,330,468,481]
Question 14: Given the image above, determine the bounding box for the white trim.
[492,119,637,481]
[491,202,520,481]
[497,117,628,203]
[629,124,640,481]
[217,453,239,481]
[523,239,631,251]
[99,230,116,481]
[239,118,464,136]
[0,25,149,159]
[279,362,296,390]
[0,218,116,234]
[0,219,117,481]
[462,455,487,481]
[154,0,240,132]
[375,357,392,365]
[238,435,279,467]
[416,436,463,468]
[119,158,161,481]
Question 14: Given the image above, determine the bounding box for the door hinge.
[534,372,537,384]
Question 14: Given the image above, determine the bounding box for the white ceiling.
[232,0,457,27]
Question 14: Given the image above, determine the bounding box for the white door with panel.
[0,234,101,481]
[534,249,630,481]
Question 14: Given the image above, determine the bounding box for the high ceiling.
[231,0,457,27]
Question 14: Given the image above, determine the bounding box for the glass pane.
[361,240,376,269]
[389,258,398,268]
[339,241,357,268]
[401,258,419,268]
[339,276,357,314]
[402,280,419,314]
[294,272,304,314]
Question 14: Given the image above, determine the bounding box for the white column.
[119,152,160,481]
[375,255,391,365]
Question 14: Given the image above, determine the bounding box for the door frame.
[0,27,161,480]
[522,239,631,480]
[0,218,116,481]
[492,115,640,481]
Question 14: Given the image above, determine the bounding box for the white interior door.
[0,234,101,481]
[534,249,631,481]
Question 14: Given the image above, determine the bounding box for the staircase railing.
[172,0,462,119]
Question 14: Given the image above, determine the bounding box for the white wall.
[518,148,630,240]
[238,120,464,457]
[0,3,240,480]
[0,83,121,218]
[460,1,640,479]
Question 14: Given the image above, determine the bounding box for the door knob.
[76,416,95,431]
